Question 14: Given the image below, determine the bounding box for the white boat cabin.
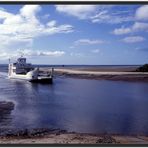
[8,57,34,75]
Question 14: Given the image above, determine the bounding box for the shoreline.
[1,67,148,144]
[40,67,148,82]
[0,128,148,144]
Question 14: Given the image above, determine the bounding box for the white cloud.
[55,5,97,19]
[74,39,104,45]
[70,52,84,57]
[56,5,134,24]
[91,10,134,24]
[121,36,145,43]
[112,27,131,35]
[0,5,73,51]
[44,23,73,35]
[37,51,65,57]
[42,14,50,19]
[112,22,148,35]
[0,49,65,60]
[132,22,148,31]
[0,9,13,20]
[47,20,57,27]
[135,5,148,20]
[112,5,148,35]
[21,49,65,57]
[0,51,9,60]
[20,5,41,19]
[92,49,100,53]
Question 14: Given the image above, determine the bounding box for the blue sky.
[0,4,148,65]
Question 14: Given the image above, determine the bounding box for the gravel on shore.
[0,128,148,144]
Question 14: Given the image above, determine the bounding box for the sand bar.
[53,68,148,75]
[40,68,148,82]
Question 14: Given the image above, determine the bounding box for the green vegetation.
[136,64,148,72]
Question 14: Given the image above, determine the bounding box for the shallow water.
[0,71,148,135]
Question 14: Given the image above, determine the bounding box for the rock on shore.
[0,101,14,114]
[0,101,14,123]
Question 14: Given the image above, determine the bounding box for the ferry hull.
[8,75,32,81]
[9,74,53,84]
[29,77,53,84]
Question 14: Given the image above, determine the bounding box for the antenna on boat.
[17,49,25,58]
[21,53,24,58]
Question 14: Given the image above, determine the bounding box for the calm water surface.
[0,66,148,135]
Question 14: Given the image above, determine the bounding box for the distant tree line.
[136,64,148,72]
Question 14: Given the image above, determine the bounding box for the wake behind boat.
[8,56,53,84]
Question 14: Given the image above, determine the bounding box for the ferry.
[8,56,53,84]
